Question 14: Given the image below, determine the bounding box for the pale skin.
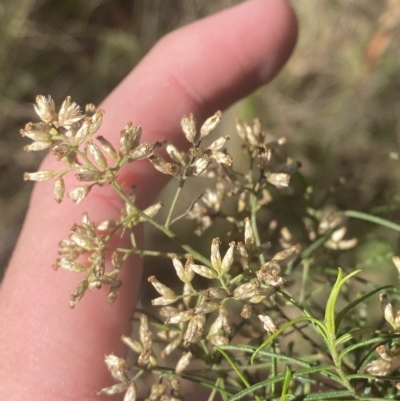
[0,1,297,399]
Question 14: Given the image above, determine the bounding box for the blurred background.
[1,0,400,282]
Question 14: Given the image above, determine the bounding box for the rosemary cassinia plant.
[22,95,400,400]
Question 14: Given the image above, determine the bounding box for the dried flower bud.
[73,118,92,145]
[129,344,148,365]
[266,173,290,188]
[69,232,94,250]
[159,307,180,319]
[392,256,400,277]
[97,220,118,231]
[148,276,177,299]
[237,242,248,258]
[181,114,197,144]
[97,382,130,396]
[257,260,286,287]
[21,122,53,141]
[140,202,163,222]
[200,111,221,138]
[380,294,395,329]
[104,354,129,381]
[208,135,229,152]
[211,237,222,273]
[205,287,228,299]
[52,144,72,160]
[24,170,56,181]
[189,263,217,279]
[184,317,198,346]
[149,155,180,177]
[233,281,260,300]
[166,309,195,325]
[211,151,233,166]
[193,302,220,315]
[366,359,392,376]
[208,316,223,336]
[24,141,53,152]
[244,218,255,250]
[34,95,56,123]
[148,383,167,400]
[272,245,299,262]
[55,258,86,272]
[219,304,231,332]
[152,297,178,306]
[107,286,119,304]
[258,314,277,333]
[92,250,105,278]
[139,314,150,344]
[129,143,154,161]
[220,241,235,274]
[161,334,182,358]
[89,109,104,135]
[138,349,152,367]
[68,185,91,203]
[175,352,192,374]
[208,335,229,346]
[171,255,193,283]
[166,143,187,165]
[69,279,89,308]
[99,275,121,287]
[75,169,102,182]
[88,141,107,168]
[190,155,212,176]
[241,304,253,319]
[97,135,118,160]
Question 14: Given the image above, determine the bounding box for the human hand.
[0,1,297,399]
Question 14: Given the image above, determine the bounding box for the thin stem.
[207,377,222,401]
[328,334,358,399]
[299,258,310,304]
[111,181,211,267]
[114,247,184,258]
[248,175,265,265]
[165,178,186,228]
[269,341,278,397]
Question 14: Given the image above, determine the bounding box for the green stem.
[165,178,186,228]
[328,334,358,398]
[111,181,211,267]
[249,179,265,265]
[207,377,222,401]
[114,247,184,258]
[344,210,400,232]
[269,341,278,397]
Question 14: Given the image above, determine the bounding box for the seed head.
[175,351,192,374]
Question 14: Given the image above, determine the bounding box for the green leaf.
[220,344,313,368]
[298,390,353,400]
[344,210,400,232]
[338,336,392,361]
[334,327,375,346]
[215,346,263,401]
[335,285,393,333]
[280,367,292,400]
[324,268,360,336]
[228,366,340,401]
[251,316,328,363]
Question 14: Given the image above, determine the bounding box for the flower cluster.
[53,213,123,307]
[23,95,161,204]
[98,219,299,399]
[24,95,394,400]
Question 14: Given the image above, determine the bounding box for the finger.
[0,1,297,400]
